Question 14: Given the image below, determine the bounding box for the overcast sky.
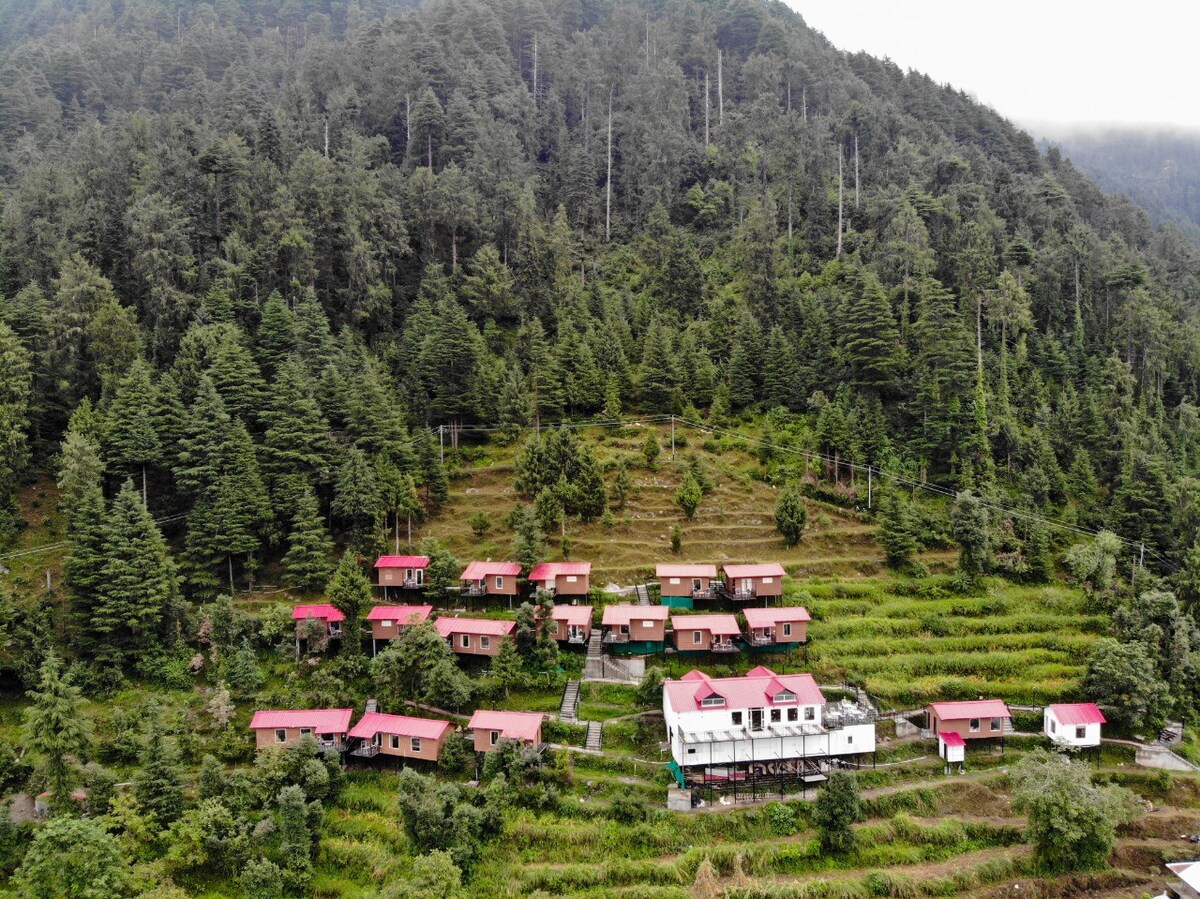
[787,1,1200,132]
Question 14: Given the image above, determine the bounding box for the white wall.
[1044,711,1101,747]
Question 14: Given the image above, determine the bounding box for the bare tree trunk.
[427,133,433,171]
[407,514,412,546]
[786,79,791,113]
[704,72,710,147]
[853,131,860,208]
[787,184,793,242]
[228,554,235,592]
[405,94,411,145]
[323,117,329,158]
[976,295,983,372]
[836,150,844,258]
[717,49,724,125]
[142,465,148,510]
[452,229,458,269]
[801,85,807,122]
[531,33,538,105]
[605,87,613,242]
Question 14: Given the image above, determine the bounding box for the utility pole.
[704,71,710,147]
[605,86,613,242]
[717,49,724,125]
[867,467,873,509]
[671,416,675,460]
[438,424,444,465]
[836,149,844,258]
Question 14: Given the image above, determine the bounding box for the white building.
[1155,859,1200,898]
[662,665,875,784]
[937,731,965,764]
[1044,703,1105,748]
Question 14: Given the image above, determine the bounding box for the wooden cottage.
[374,555,430,596]
[459,561,522,598]
[656,564,719,608]
[548,605,593,645]
[249,709,353,752]
[671,614,741,653]
[927,700,1011,741]
[1044,703,1105,748]
[721,563,786,602]
[468,710,544,752]
[435,616,516,657]
[601,604,669,653]
[527,561,591,598]
[367,605,433,655]
[347,713,454,762]
[293,604,345,652]
[742,607,811,649]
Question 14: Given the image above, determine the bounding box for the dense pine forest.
[3,0,1200,895]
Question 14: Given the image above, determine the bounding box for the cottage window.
[461,634,471,648]
[620,624,630,634]
[300,728,312,738]
[275,729,287,744]
[669,577,681,585]
[415,569,424,585]
[490,730,499,746]
[692,630,702,645]
[969,718,981,732]
[762,577,773,584]
[390,735,400,750]
[776,690,795,703]
[480,636,491,650]
[692,578,702,592]
[642,620,654,628]
[782,623,792,637]
[770,709,781,723]
[411,738,422,752]
[1075,726,1086,739]
[701,696,725,707]
[731,712,743,725]
[847,735,853,744]
[566,575,578,583]
[1050,719,1056,733]
[495,576,504,589]
[687,748,696,755]
[804,706,815,721]
[990,718,1002,731]
[381,620,393,628]
[787,708,798,722]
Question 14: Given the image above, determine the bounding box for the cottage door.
[750,708,764,732]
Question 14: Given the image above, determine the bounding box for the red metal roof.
[366,605,432,623]
[656,563,718,578]
[434,617,516,637]
[664,670,825,712]
[374,555,430,569]
[468,710,544,742]
[249,709,353,732]
[347,712,453,741]
[723,563,786,580]
[550,605,592,626]
[743,607,811,628]
[938,732,966,748]
[671,614,741,635]
[602,604,669,625]
[460,561,522,580]
[292,604,345,622]
[1047,703,1106,726]
[928,700,1011,721]
[527,561,591,580]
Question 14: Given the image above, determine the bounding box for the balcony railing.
[747,633,775,647]
[711,640,741,653]
[603,631,631,644]
[318,739,348,753]
[720,584,757,601]
[350,743,381,758]
[461,584,488,596]
[565,633,588,645]
[692,584,723,601]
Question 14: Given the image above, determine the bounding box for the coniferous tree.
[104,357,161,507]
[256,291,296,377]
[0,321,32,544]
[135,711,185,826]
[282,488,335,591]
[93,480,181,665]
[326,551,370,655]
[773,485,808,547]
[333,447,383,553]
[876,489,920,569]
[22,653,92,814]
[211,419,273,589]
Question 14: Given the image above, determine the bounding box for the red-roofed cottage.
[468,710,544,752]
[348,713,454,762]
[721,563,786,602]
[937,731,965,765]
[293,605,345,652]
[602,604,669,653]
[671,614,741,653]
[663,667,875,786]
[375,555,430,596]
[548,605,592,645]
[927,700,1011,741]
[367,605,433,655]
[743,607,811,648]
[1044,703,1105,748]
[435,617,515,657]
[460,561,522,598]
[656,564,719,608]
[527,562,591,597]
[249,709,353,752]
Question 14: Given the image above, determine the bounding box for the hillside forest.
[0,0,1199,895]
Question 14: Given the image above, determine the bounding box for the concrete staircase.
[560,680,580,721]
[635,583,651,605]
[584,720,603,751]
[587,629,603,658]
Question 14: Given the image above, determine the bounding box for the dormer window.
[774,690,796,703]
[701,696,725,707]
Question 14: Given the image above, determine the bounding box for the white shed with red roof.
[1044,703,1105,747]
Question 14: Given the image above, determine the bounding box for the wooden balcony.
[565,633,588,645]
[350,743,381,758]
[318,738,347,753]
[711,640,741,653]
[603,631,631,644]
[461,584,488,597]
[692,584,723,601]
[719,584,757,601]
[747,633,776,647]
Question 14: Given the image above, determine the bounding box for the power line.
[0,512,188,564]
